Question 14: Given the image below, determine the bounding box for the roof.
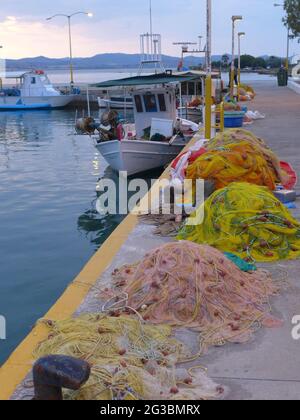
[173,70,220,77]
[92,72,202,88]
[0,71,29,79]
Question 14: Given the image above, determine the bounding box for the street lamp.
[205,0,212,140]
[238,32,246,87]
[46,12,93,86]
[230,15,243,98]
[274,3,290,70]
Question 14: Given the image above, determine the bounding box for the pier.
[0,79,300,400]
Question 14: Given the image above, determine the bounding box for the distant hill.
[5,53,225,71]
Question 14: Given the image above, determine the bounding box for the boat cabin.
[93,72,206,138]
[0,71,62,98]
[131,86,177,137]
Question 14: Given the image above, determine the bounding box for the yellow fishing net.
[34,314,221,400]
[186,141,276,191]
[205,129,287,185]
[101,242,281,355]
[239,83,256,96]
[177,182,300,262]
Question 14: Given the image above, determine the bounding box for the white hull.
[0,95,76,110]
[98,97,134,110]
[95,139,185,176]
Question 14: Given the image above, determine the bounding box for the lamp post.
[46,12,93,86]
[205,0,212,140]
[238,32,245,87]
[274,3,291,71]
[206,0,212,74]
[230,15,243,98]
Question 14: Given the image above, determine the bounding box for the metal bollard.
[33,355,91,400]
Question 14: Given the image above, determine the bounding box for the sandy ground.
[13,80,300,400]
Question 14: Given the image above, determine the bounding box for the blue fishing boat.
[0,70,79,110]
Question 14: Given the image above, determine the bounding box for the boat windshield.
[39,75,51,85]
[143,94,158,113]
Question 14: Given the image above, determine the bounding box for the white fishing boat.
[0,71,78,110]
[76,73,201,175]
[98,95,134,110]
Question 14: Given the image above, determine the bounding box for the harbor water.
[0,109,108,363]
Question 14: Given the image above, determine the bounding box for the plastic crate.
[224,111,245,128]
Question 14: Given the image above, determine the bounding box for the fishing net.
[34,314,221,400]
[177,182,300,262]
[186,141,276,191]
[240,83,256,97]
[206,129,291,187]
[100,242,281,354]
[223,101,242,112]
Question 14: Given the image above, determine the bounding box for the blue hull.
[0,103,52,111]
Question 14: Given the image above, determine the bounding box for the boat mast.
[150,0,153,39]
[138,0,165,75]
[149,0,154,69]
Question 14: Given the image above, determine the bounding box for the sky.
[0,0,299,60]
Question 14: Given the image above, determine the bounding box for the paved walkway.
[200,81,300,400]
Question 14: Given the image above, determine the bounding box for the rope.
[34,314,220,400]
[101,241,282,356]
[186,140,276,191]
[205,129,290,187]
[178,182,300,262]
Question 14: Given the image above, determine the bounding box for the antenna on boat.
[138,0,165,75]
[149,0,153,38]
[173,38,206,71]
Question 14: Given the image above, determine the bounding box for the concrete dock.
[1,80,300,400]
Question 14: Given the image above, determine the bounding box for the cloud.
[0,0,298,59]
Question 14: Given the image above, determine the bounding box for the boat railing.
[0,88,21,97]
[58,86,81,96]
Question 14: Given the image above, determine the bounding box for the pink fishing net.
[101,242,282,353]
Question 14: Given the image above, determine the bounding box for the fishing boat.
[0,70,78,110]
[76,73,201,176]
[98,95,134,110]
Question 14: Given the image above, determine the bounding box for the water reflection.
[77,166,163,250]
[0,110,54,144]
[78,202,124,249]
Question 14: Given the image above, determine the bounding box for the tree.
[266,56,282,68]
[212,60,222,69]
[253,57,267,69]
[222,54,230,66]
[234,54,256,69]
[284,0,300,38]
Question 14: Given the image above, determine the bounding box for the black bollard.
[33,355,91,400]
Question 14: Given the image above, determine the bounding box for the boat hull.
[95,139,185,176]
[98,98,134,110]
[0,95,76,110]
